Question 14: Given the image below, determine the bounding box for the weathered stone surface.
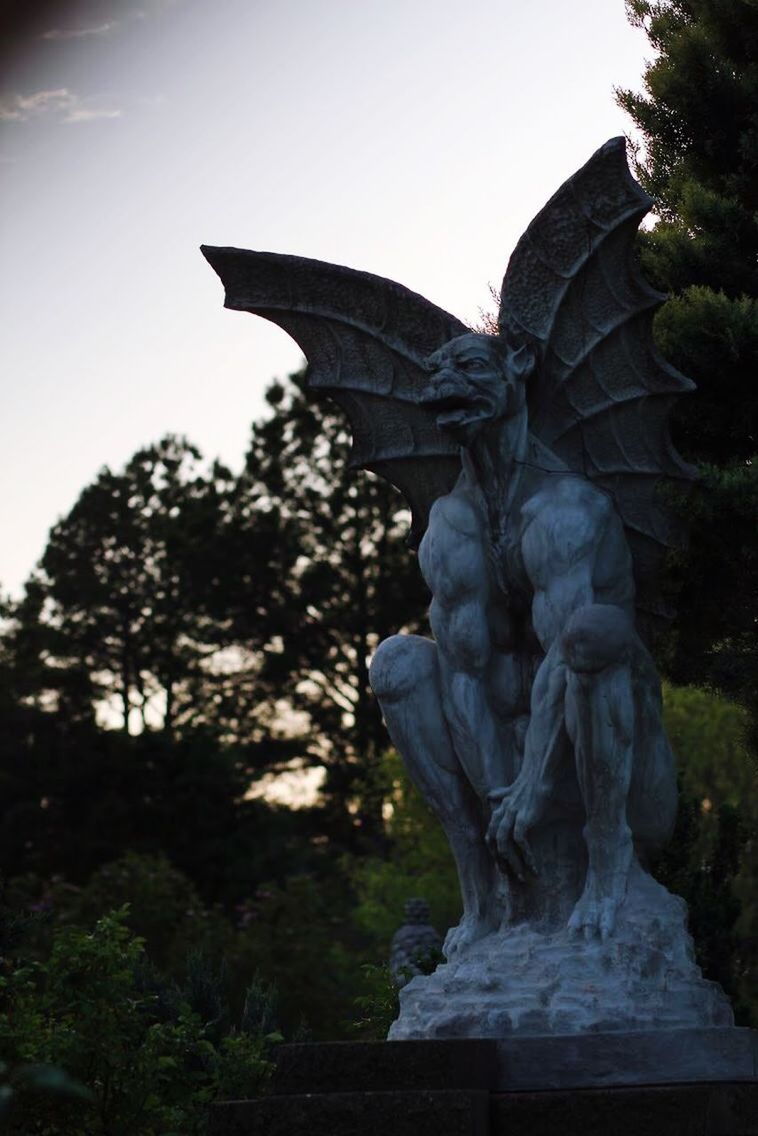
[272,1039,497,1095]
[390,863,733,1039]
[209,1079,758,1136]
[494,1027,758,1091]
[271,1031,758,1095]
[209,1089,490,1136]
[210,1035,758,1134]
[490,1083,758,1136]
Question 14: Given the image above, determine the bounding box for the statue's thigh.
[370,634,460,775]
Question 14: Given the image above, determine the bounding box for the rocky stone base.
[390,864,733,1039]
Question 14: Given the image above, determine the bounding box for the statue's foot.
[443,910,497,959]
[568,870,625,942]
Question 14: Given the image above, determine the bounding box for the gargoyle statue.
[204,140,735,1038]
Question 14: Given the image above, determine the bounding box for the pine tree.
[617,0,758,709]
[618,0,758,1024]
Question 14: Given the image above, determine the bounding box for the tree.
[617,0,758,710]
[617,1,758,1022]
[660,684,757,1023]
[0,714,313,905]
[231,373,430,849]
[29,436,238,735]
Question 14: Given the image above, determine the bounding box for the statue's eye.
[461,357,486,371]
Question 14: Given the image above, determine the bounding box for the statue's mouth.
[421,388,491,430]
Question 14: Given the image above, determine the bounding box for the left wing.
[201,246,466,545]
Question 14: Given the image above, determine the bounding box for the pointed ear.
[509,342,536,380]
[503,373,529,417]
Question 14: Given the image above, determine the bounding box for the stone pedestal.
[391,863,734,1039]
[209,1034,758,1135]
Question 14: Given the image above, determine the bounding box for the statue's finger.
[485,813,500,848]
[496,814,525,882]
[514,822,538,876]
[499,842,525,883]
[488,787,511,804]
[494,808,515,852]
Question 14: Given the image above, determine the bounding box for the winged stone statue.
[204,139,735,1038]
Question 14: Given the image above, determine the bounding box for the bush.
[0,906,276,1135]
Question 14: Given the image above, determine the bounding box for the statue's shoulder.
[429,488,483,538]
[519,478,617,574]
[521,474,613,527]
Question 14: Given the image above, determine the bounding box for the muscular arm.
[423,493,516,800]
[517,496,600,795]
[487,483,628,875]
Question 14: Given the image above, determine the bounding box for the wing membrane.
[202,247,467,543]
[499,139,695,635]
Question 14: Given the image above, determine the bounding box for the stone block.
[209,1089,490,1136]
[489,1083,758,1136]
[272,1039,497,1095]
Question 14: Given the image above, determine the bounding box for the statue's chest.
[418,492,533,621]
[491,525,531,608]
[418,492,489,599]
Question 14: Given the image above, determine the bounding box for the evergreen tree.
[617,0,758,709]
[618,0,758,1023]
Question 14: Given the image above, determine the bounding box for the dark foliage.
[618,0,758,713]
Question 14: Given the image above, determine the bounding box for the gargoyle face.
[420,333,525,445]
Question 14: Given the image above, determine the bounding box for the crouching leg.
[370,634,501,955]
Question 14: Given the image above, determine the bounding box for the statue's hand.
[486,776,546,881]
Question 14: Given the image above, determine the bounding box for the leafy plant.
[350,963,400,1040]
[0,906,277,1135]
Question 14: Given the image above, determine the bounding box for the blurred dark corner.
[0,1,78,66]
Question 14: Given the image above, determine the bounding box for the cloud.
[63,107,122,124]
[42,22,118,41]
[42,2,181,40]
[0,89,75,121]
[0,89,122,125]
[137,0,184,12]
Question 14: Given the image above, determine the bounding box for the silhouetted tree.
[618,0,758,708]
[231,373,430,849]
[618,0,758,1024]
[28,437,238,735]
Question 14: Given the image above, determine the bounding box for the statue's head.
[421,332,535,445]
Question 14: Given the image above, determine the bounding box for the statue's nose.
[419,373,460,403]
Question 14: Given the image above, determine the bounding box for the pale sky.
[0,0,650,597]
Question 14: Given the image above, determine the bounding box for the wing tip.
[200,245,273,311]
[593,135,654,211]
[200,244,237,309]
[200,243,227,274]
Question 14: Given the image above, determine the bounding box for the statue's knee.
[369,635,436,703]
[562,604,635,674]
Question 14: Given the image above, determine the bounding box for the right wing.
[202,247,467,546]
[498,139,696,636]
